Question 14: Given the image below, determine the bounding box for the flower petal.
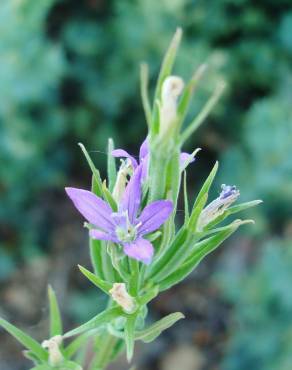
[120,165,142,223]
[90,229,118,242]
[180,152,196,169]
[139,139,149,162]
[123,238,154,265]
[137,200,173,235]
[65,187,115,232]
[111,149,138,169]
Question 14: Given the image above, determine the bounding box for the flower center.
[115,223,137,243]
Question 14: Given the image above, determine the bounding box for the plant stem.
[89,333,118,370]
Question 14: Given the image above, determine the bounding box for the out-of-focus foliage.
[219,239,292,370]
[0,0,65,263]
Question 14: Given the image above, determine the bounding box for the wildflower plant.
[0,29,261,369]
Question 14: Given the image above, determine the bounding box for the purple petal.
[123,238,154,265]
[111,149,138,169]
[120,165,142,223]
[180,152,195,169]
[139,139,149,162]
[137,200,173,235]
[90,229,118,242]
[141,154,149,180]
[65,187,115,232]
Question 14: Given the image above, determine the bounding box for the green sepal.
[78,265,112,294]
[63,307,123,338]
[135,312,184,343]
[125,314,138,361]
[102,181,118,211]
[0,317,48,362]
[158,221,243,291]
[188,161,218,230]
[107,138,117,192]
[78,143,103,197]
[48,285,63,337]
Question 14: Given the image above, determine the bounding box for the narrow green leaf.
[140,63,152,128]
[188,161,219,230]
[177,64,207,132]
[148,227,189,280]
[125,314,137,361]
[63,307,123,338]
[64,332,91,359]
[151,28,182,136]
[135,312,184,343]
[183,171,189,223]
[153,28,182,105]
[181,81,226,144]
[79,143,103,197]
[158,223,241,291]
[107,138,117,192]
[89,238,104,279]
[102,181,118,211]
[0,317,48,361]
[48,285,63,337]
[78,265,112,294]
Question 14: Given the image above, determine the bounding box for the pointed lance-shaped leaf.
[78,143,103,197]
[158,220,250,291]
[0,317,48,362]
[78,265,112,294]
[188,161,219,230]
[135,312,184,343]
[140,63,152,128]
[63,307,123,338]
[48,285,63,337]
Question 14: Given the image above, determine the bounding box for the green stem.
[89,333,118,370]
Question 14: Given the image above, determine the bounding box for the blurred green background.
[0,0,291,369]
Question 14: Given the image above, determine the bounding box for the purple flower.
[112,139,195,179]
[65,165,173,264]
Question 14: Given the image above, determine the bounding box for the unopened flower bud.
[42,335,63,366]
[197,184,240,231]
[160,76,184,136]
[112,160,132,202]
[109,283,136,313]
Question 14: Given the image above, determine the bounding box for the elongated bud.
[112,160,132,202]
[160,76,184,136]
[197,184,240,231]
[42,335,63,366]
[109,283,136,313]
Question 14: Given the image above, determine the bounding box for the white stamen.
[42,335,63,366]
[109,283,136,313]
